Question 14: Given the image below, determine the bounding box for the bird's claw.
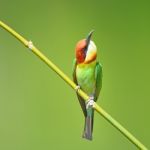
[86,96,95,109]
[75,85,80,92]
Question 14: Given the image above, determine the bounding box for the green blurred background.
[0,0,150,149]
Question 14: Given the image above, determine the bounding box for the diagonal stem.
[0,20,148,150]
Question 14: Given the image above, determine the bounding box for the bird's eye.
[81,48,85,52]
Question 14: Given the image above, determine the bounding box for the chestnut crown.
[75,31,97,64]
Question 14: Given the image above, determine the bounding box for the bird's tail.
[82,108,94,140]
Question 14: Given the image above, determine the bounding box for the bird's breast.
[76,61,96,95]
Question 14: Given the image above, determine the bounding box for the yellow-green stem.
[0,20,148,150]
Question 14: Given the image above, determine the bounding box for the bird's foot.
[75,85,80,92]
[86,96,95,109]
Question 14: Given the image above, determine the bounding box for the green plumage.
[76,61,96,95]
[72,58,102,140]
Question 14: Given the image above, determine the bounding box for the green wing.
[94,62,102,101]
[72,59,87,117]
[72,59,78,84]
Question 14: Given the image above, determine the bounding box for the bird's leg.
[86,96,94,109]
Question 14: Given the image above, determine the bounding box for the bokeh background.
[0,0,150,149]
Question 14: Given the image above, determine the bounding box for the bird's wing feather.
[72,59,87,117]
[94,62,102,101]
[72,59,78,84]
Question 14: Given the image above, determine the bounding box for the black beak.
[86,30,94,47]
[84,30,94,55]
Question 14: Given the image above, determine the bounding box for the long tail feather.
[82,109,94,140]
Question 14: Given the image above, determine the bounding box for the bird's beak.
[84,30,94,55]
[86,30,94,47]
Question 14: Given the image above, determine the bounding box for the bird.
[72,31,102,140]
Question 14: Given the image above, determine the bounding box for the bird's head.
[75,30,97,64]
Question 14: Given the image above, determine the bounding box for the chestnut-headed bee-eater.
[73,31,102,140]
